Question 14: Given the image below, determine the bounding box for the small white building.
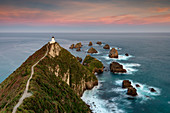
[50,36,55,44]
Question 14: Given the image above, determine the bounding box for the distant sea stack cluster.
[69,41,128,74]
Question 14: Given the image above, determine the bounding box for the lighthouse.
[50,36,55,44]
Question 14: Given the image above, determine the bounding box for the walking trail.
[12,44,49,113]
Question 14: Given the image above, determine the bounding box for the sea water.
[0,33,170,113]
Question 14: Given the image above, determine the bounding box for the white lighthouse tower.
[50,36,55,44]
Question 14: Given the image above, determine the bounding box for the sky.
[0,0,170,32]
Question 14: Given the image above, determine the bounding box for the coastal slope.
[0,42,99,112]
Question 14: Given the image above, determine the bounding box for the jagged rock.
[136,84,140,87]
[109,48,118,58]
[94,68,103,74]
[127,87,138,96]
[88,41,93,46]
[86,80,98,90]
[150,88,156,92]
[125,53,129,56]
[76,57,82,62]
[103,44,110,49]
[75,42,82,48]
[110,62,126,73]
[76,48,81,51]
[87,47,98,53]
[122,80,133,88]
[96,41,102,45]
[69,44,74,49]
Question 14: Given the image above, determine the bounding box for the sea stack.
[110,62,126,73]
[96,41,102,45]
[109,48,118,58]
[87,47,98,53]
[88,41,93,46]
[103,44,110,49]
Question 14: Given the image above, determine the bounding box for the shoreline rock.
[76,57,82,62]
[103,44,110,49]
[87,47,98,53]
[122,80,133,88]
[69,44,74,49]
[109,48,118,58]
[88,41,93,46]
[96,41,102,45]
[110,62,126,73]
[127,87,138,96]
[125,53,129,56]
[76,48,81,51]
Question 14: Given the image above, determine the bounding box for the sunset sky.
[0,0,170,32]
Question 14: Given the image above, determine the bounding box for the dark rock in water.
[96,41,102,45]
[88,41,93,46]
[150,88,156,92]
[75,42,82,48]
[125,53,129,56]
[122,80,133,88]
[110,62,126,73]
[103,44,110,49]
[87,47,98,53]
[136,84,140,87]
[69,44,74,49]
[76,48,81,51]
[127,87,138,96]
[109,48,118,58]
[76,57,82,62]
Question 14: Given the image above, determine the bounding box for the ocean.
[0,33,170,113]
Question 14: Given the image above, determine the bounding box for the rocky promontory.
[83,55,104,74]
[0,42,99,112]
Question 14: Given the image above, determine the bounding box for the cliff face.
[0,42,99,112]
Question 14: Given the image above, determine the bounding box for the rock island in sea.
[0,37,103,112]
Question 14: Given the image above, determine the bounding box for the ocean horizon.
[0,33,170,113]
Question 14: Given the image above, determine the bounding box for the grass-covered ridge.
[0,42,98,112]
[83,55,104,74]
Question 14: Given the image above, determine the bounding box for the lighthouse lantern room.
[50,36,55,44]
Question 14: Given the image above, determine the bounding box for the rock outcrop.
[69,44,74,49]
[75,42,82,48]
[150,88,156,92]
[125,53,129,56]
[88,41,93,46]
[109,48,118,58]
[87,47,98,53]
[127,87,138,96]
[110,62,126,73]
[136,84,140,87]
[103,44,110,49]
[83,55,104,74]
[76,57,82,62]
[96,41,102,45]
[76,48,81,51]
[122,80,132,88]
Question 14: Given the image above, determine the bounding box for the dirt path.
[12,44,49,113]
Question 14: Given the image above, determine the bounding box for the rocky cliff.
[0,42,99,112]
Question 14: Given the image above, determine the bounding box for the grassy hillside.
[83,55,104,74]
[0,42,100,112]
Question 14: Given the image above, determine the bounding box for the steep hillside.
[0,42,100,112]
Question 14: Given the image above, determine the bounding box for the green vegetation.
[0,42,99,112]
[83,55,104,73]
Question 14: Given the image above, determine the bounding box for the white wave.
[81,83,125,113]
[110,47,122,50]
[101,54,133,61]
[120,63,141,74]
[113,80,161,102]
